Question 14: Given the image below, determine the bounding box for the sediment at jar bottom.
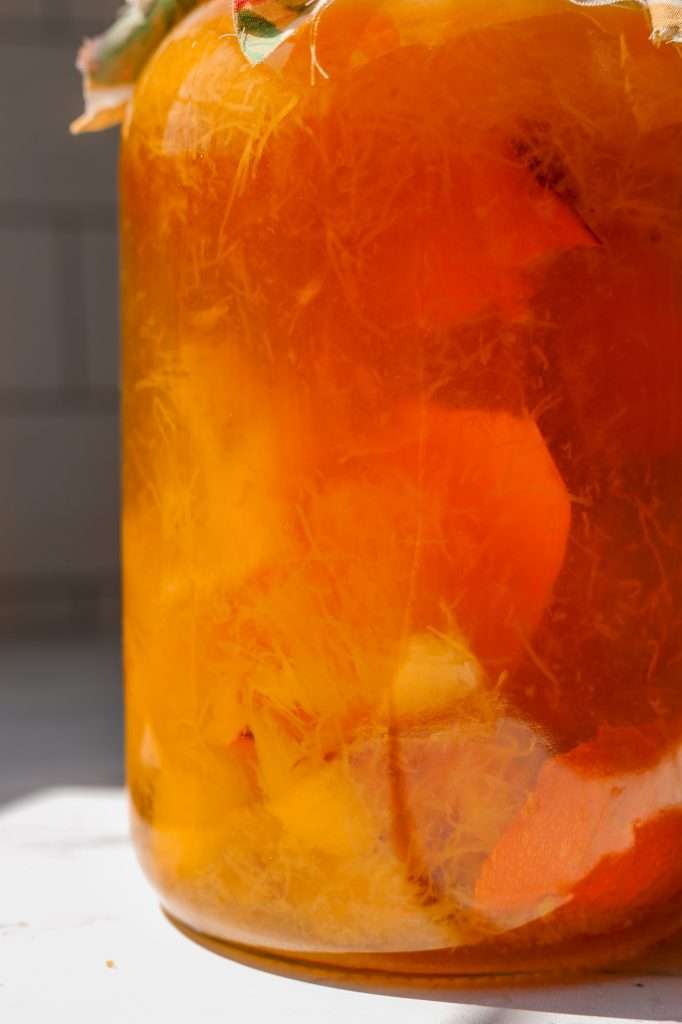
[129,716,682,956]
[129,708,549,952]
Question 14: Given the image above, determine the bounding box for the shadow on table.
[434,978,682,1022]
[169,905,682,1023]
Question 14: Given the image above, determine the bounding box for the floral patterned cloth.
[572,0,682,41]
[71,0,329,133]
[71,0,681,134]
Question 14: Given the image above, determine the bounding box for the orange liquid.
[121,0,682,973]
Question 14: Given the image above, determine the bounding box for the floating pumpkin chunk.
[475,721,682,934]
[354,713,548,918]
[319,403,572,668]
[389,632,485,729]
[361,148,597,330]
[148,735,261,879]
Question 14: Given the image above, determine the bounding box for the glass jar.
[121,0,682,978]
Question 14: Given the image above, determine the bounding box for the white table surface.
[2,786,682,1024]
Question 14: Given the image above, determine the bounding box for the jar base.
[163,907,682,994]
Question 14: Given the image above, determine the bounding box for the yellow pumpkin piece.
[248,697,321,802]
[155,340,286,593]
[200,684,249,750]
[269,759,375,859]
[151,737,260,877]
[390,631,487,729]
[154,740,259,827]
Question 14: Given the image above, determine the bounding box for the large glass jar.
[121,0,682,978]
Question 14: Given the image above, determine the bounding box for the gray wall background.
[1,0,121,632]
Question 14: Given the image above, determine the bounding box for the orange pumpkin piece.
[364,150,598,330]
[321,403,572,667]
[475,721,682,934]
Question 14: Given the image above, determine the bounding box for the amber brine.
[121,0,682,976]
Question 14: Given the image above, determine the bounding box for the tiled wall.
[1,0,121,632]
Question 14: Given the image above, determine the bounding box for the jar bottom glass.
[163,904,682,987]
